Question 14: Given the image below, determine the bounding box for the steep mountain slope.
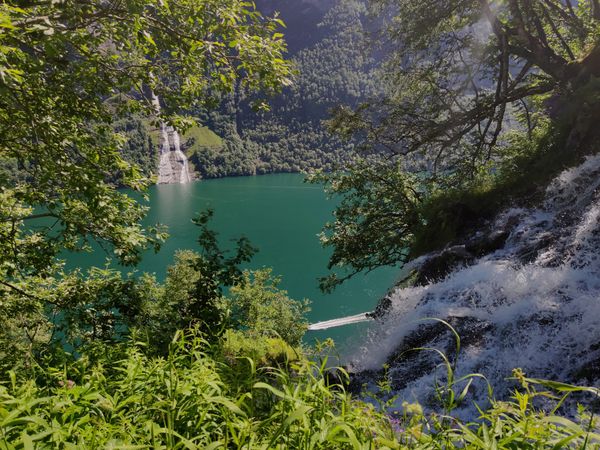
[112,0,378,180]
[255,0,335,54]
[186,0,379,178]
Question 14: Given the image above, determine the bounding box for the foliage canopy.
[0,0,291,282]
[316,0,600,288]
[0,0,291,357]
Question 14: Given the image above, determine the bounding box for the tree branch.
[540,2,576,60]
[0,279,44,302]
[591,0,600,21]
[507,0,572,82]
[419,81,556,151]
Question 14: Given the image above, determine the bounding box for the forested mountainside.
[255,0,335,53]
[117,0,379,180]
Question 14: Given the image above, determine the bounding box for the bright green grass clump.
[182,125,223,152]
[1,329,599,449]
[141,119,222,151]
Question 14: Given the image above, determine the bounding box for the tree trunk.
[578,43,600,81]
[545,43,600,152]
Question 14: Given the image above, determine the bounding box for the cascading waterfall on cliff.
[351,154,600,416]
[152,94,192,184]
[157,123,192,184]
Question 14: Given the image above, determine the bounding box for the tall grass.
[0,330,392,448]
[1,327,598,449]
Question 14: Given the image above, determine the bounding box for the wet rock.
[369,269,418,320]
[414,228,511,286]
[466,229,510,256]
[347,368,379,395]
[324,366,351,391]
[414,245,475,286]
[571,353,600,384]
[386,321,448,390]
[367,295,392,320]
[516,232,556,264]
[354,317,494,392]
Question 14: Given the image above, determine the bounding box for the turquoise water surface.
[69,174,400,353]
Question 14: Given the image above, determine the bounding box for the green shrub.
[228,269,310,346]
[221,329,299,368]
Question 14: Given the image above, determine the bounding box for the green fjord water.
[69,173,399,353]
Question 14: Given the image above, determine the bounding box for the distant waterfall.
[152,94,192,184]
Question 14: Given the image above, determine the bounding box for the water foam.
[350,154,600,414]
[152,93,192,184]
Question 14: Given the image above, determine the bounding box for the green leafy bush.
[229,269,310,346]
[221,329,299,368]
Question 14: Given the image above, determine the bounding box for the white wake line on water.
[308,312,373,330]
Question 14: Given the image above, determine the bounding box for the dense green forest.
[115,0,379,179]
[2,0,600,448]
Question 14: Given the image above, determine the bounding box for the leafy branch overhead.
[0,0,292,364]
[0,0,291,282]
[318,0,600,287]
[340,0,600,170]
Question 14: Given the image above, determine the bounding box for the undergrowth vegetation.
[1,328,599,449]
[402,116,597,257]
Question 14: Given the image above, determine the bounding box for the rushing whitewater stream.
[152,93,192,184]
[157,127,193,184]
[351,155,600,415]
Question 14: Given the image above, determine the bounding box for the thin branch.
[0,279,49,303]
[519,98,534,140]
[507,0,572,82]
[541,0,586,39]
[419,81,556,151]
[540,2,576,60]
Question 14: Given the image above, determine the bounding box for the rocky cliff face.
[351,154,600,417]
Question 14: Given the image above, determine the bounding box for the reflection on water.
[69,174,400,357]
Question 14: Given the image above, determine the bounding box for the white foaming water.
[158,142,192,184]
[168,129,192,184]
[152,93,192,184]
[350,154,600,413]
